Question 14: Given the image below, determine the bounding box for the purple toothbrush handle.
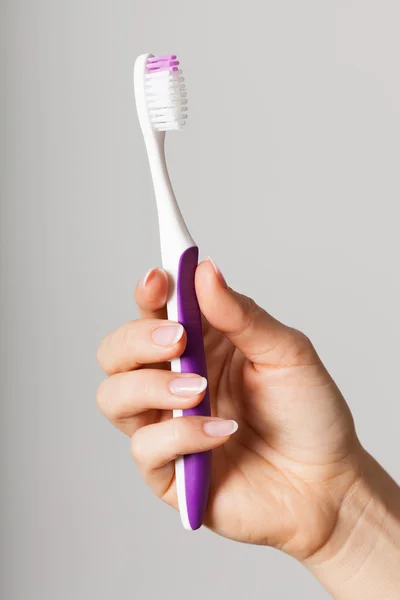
[176,246,211,530]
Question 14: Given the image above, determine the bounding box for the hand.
[96,258,361,559]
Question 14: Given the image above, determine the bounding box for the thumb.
[195,258,312,367]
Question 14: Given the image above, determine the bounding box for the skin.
[97,259,400,599]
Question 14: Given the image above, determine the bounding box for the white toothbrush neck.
[145,134,195,269]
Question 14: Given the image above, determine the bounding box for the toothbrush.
[133,53,211,530]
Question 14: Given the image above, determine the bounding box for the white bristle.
[145,69,188,131]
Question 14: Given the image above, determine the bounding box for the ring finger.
[96,369,208,436]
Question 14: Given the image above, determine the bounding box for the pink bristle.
[146,55,180,73]
[147,54,177,63]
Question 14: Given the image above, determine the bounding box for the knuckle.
[130,431,146,463]
[241,294,259,316]
[96,378,119,421]
[286,328,317,363]
[291,328,313,349]
[96,378,109,412]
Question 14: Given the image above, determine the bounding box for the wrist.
[305,449,400,600]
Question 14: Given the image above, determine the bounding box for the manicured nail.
[140,267,162,288]
[170,376,207,396]
[151,324,184,346]
[205,257,228,288]
[203,419,238,437]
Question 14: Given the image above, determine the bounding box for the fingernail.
[203,419,238,437]
[141,268,165,288]
[205,257,228,288]
[151,324,184,346]
[140,268,156,288]
[170,376,207,396]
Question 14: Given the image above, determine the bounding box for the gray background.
[1,1,400,598]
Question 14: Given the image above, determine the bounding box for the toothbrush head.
[134,53,188,136]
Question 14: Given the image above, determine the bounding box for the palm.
[165,319,357,558]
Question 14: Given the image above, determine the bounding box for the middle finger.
[97,369,208,435]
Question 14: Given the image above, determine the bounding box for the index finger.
[135,267,169,320]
